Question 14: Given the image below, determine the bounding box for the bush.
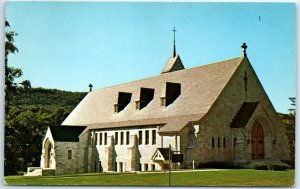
[270,163,289,171]
[281,160,295,169]
[254,163,268,170]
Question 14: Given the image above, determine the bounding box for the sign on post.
[172,154,183,162]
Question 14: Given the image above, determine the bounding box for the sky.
[5,2,296,113]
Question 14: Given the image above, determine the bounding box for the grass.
[4,169,295,186]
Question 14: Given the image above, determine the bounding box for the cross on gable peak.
[241,42,248,56]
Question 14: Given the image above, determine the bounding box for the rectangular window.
[120,162,123,172]
[218,137,220,148]
[100,133,103,145]
[152,130,156,145]
[145,164,149,171]
[139,131,143,145]
[104,133,107,145]
[139,163,142,171]
[115,162,118,172]
[212,137,214,148]
[99,161,102,172]
[121,132,124,145]
[152,164,155,171]
[126,131,130,145]
[95,133,98,145]
[145,130,149,145]
[223,137,226,148]
[68,150,72,159]
[234,137,236,148]
[115,132,119,145]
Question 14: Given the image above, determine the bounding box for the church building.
[26,31,289,176]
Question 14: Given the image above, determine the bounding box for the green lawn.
[4,169,295,186]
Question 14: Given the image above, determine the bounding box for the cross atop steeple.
[172,26,177,58]
[241,42,247,56]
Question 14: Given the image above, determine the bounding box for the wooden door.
[252,122,264,160]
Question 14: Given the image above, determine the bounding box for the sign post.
[168,144,171,187]
[168,145,184,187]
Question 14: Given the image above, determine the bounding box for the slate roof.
[230,102,260,128]
[62,56,245,133]
[49,125,86,142]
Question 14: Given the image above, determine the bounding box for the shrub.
[254,163,268,170]
[270,163,289,171]
[281,160,295,169]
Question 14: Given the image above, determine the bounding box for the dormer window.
[161,82,181,107]
[136,88,155,110]
[114,92,132,113]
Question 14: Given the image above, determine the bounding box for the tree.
[20,80,32,90]
[286,97,295,167]
[5,20,31,112]
[278,97,295,168]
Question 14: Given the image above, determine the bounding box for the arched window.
[44,139,52,168]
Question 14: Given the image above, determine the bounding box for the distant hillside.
[9,87,87,112]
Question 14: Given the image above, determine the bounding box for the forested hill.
[9,87,87,112]
[5,87,87,175]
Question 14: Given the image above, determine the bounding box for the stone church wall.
[54,141,83,175]
[181,57,289,167]
[94,126,163,172]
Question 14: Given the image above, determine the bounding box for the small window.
[99,161,102,172]
[223,137,226,148]
[126,131,130,145]
[152,130,156,145]
[139,163,142,171]
[115,132,119,145]
[218,137,220,148]
[152,164,155,171]
[100,133,103,145]
[145,130,149,145]
[104,133,107,145]
[115,162,118,171]
[145,164,149,171]
[234,137,237,148]
[139,131,143,145]
[119,162,123,172]
[121,132,124,145]
[95,133,98,145]
[212,137,215,148]
[68,150,72,159]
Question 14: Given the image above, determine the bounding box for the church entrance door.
[251,122,264,160]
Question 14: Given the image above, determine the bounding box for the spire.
[172,26,176,58]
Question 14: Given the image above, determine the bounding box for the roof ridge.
[90,56,244,93]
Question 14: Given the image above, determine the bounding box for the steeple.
[161,27,185,74]
[172,26,176,58]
